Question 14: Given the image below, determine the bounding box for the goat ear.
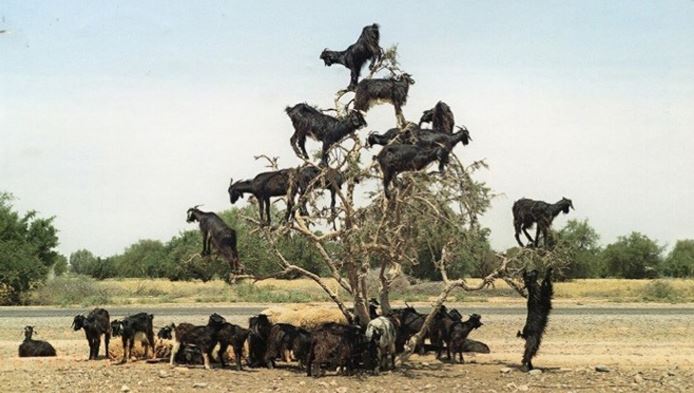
[229,178,234,187]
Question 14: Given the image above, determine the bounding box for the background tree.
[662,239,694,278]
[0,192,62,304]
[556,219,602,278]
[602,232,663,279]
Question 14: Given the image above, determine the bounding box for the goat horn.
[229,177,234,186]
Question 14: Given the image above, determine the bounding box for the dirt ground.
[1,302,693,392]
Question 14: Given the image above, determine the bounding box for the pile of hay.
[108,337,243,363]
[261,303,347,329]
[108,337,172,361]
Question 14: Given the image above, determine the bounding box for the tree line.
[2,191,693,305]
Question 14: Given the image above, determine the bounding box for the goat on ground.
[419,101,455,133]
[286,103,367,165]
[446,314,484,364]
[264,323,311,368]
[215,321,250,370]
[320,23,382,90]
[110,312,155,363]
[169,313,227,370]
[247,314,273,368]
[306,323,368,377]
[72,308,111,360]
[228,169,297,225]
[18,326,56,357]
[353,73,415,126]
[365,316,397,373]
[518,268,553,371]
[375,144,449,199]
[158,323,203,364]
[186,206,241,273]
[513,198,574,248]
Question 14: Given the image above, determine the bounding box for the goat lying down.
[19,326,56,357]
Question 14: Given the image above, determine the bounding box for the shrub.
[641,280,682,302]
[29,275,111,306]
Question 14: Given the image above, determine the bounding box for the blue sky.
[1,1,693,256]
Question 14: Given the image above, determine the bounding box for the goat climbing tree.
[236,43,572,361]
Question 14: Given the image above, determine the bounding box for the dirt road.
[1,302,692,392]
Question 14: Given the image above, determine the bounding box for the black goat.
[110,312,155,363]
[320,23,382,90]
[169,313,227,370]
[215,322,250,370]
[18,326,56,357]
[264,323,311,368]
[446,314,483,364]
[228,169,296,225]
[72,308,111,360]
[306,323,368,377]
[293,165,345,221]
[375,144,449,199]
[286,103,367,165]
[389,305,426,354]
[247,314,273,368]
[518,269,553,371]
[414,125,471,151]
[429,305,458,360]
[159,323,203,365]
[186,206,240,273]
[513,197,574,248]
[419,101,455,133]
[353,73,415,126]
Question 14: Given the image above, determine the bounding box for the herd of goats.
[18,24,573,375]
[18,269,551,375]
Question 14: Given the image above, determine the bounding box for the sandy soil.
[1,302,692,392]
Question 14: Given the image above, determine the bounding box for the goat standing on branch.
[353,73,415,127]
[294,165,345,222]
[229,169,298,225]
[186,206,241,274]
[419,101,456,133]
[375,144,449,199]
[517,268,553,371]
[320,23,383,91]
[512,197,574,248]
[286,103,367,165]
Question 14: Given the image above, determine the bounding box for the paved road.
[2,305,693,318]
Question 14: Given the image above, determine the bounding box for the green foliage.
[0,192,61,304]
[602,232,663,279]
[68,205,326,281]
[556,219,602,278]
[662,240,694,278]
[52,254,68,276]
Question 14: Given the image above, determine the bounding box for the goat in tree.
[228,169,297,225]
[286,103,367,165]
[353,73,415,127]
[367,123,471,151]
[512,197,574,248]
[186,206,241,273]
[320,23,382,91]
[375,144,449,199]
[419,101,455,133]
[293,165,345,223]
[517,268,553,371]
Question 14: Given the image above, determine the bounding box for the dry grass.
[28,276,694,306]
